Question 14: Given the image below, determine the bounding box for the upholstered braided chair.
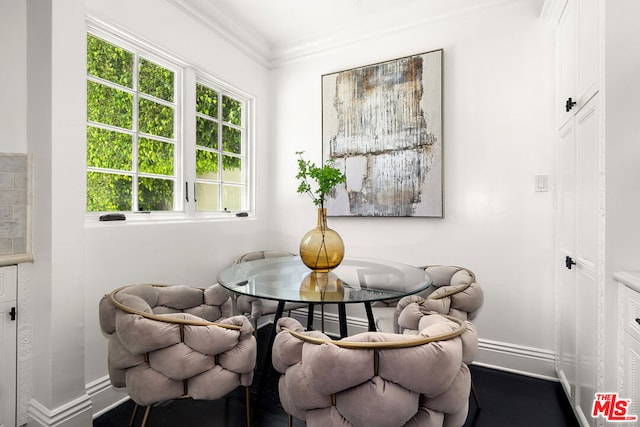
[233,250,307,330]
[374,265,483,334]
[396,265,483,325]
[272,315,478,427]
[394,265,484,408]
[98,284,257,427]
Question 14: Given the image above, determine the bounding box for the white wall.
[0,0,27,153]
[82,0,273,397]
[269,0,557,376]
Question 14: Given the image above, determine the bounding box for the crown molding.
[167,0,272,68]
[169,0,537,69]
[271,0,519,67]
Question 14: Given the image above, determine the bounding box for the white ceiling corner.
[167,0,537,69]
[166,0,273,66]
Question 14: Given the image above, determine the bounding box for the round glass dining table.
[217,256,431,338]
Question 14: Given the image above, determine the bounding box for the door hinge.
[565,97,577,112]
[565,255,576,270]
[9,306,16,321]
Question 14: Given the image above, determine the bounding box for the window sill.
[84,211,255,227]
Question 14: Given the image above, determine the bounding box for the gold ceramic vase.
[299,208,344,272]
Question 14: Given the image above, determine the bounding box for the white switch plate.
[535,175,548,192]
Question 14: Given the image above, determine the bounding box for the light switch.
[535,175,548,192]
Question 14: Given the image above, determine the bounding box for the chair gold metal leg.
[129,403,139,427]
[471,377,481,409]
[140,405,151,427]
[245,386,252,427]
[288,413,293,427]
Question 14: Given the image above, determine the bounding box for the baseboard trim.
[29,393,92,427]
[86,376,129,418]
[475,338,558,380]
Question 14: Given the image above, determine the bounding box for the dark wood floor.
[94,325,580,427]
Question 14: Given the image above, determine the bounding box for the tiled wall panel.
[0,154,31,261]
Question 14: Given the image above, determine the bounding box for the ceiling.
[167,0,516,68]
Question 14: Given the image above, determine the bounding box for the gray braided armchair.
[99,283,257,427]
[272,314,478,427]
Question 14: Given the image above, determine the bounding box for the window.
[86,26,252,218]
[195,83,246,212]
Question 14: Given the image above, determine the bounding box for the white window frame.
[85,17,254,223]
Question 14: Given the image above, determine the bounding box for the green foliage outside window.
[222,96,242,126]
[87,127,132,170]
[87,172,132,211]
[195,85,243,183]
[196,84,218,117]
[196,116,217,149]
[87,81,133,129]
[87,34,133,88]
[138,138,174,175]
[87,34,246,213]
[138,98,174,139]
[138,177,173,211]
[87,34,176,212]
[139,58,174,102]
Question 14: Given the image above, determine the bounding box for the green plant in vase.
[295,151,346,272]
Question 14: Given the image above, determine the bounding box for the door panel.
[0,266,17,427]
[575,100,599,266]
[557,120,577,397]
[556,96,600,427]
[573,96,599,427]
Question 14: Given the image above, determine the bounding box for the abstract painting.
[322,49,443,217]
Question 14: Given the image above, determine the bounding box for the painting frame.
[322,49,443,218]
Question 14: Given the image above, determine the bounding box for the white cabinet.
[617,272,640,423]
[556,95,600,427]
[547,0,603,425]
[555,0,600,128]
[0,265,17,427]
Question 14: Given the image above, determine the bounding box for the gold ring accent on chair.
[108,284,242,330]
[284,313,466,349]
[416,265,476,301]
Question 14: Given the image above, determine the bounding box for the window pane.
[138,138,174,175]
[222,156,242,183]
[222,185,242,211]
[87,127,132,170]
[222,125,241,154]
[139,98,174,138]
[195,182,219,211]
[138,58,174,102]
[86,172,132,212]
[196,116,218,149]
[87,81,133,129]
[196,149,218,179]
[138,177,174,211]
[222,95,242,125]
[196,84,218,118]
[87,34,133,88]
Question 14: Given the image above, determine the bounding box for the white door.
[556,95,599,427]
[0,265,17,427]
[573,96,599,427]
[557,0,577,127]
[557,114,577,400]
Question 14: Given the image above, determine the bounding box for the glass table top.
[217,256,431,304]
